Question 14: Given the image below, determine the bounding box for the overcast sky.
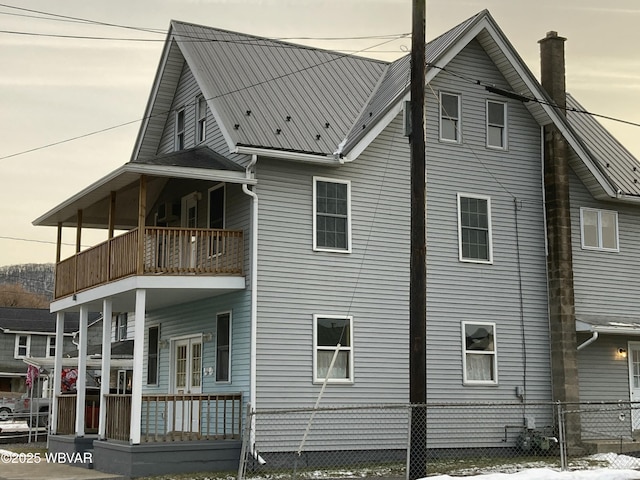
[1,0,639,268]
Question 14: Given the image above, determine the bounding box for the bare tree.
[0,283,49,308]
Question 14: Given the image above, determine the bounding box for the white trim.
[234,146,337,165]
[462,321,498,386]
[457,193,494,264]
[313,177,352,254]
[175,107,185,151]
[215,311,232,384]
[313,314,354,384]
[486,99,507,150]
[14,334,30,359]
[579,207,619,252]
[195,94,207,144]
[439,91,462,143]
[46,336,56,358]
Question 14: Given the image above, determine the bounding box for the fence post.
[237,403,253,480]
[557,402,567,471]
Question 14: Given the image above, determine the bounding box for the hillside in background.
[0,263,54,306]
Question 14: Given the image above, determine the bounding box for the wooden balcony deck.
[54,227,243,299]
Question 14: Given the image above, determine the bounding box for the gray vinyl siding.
[141,289,251,399]
[577,333,630,402]
[254,115,410,409]
[570,170,640,317]
[424,39,551,405]
[156,63,247,164]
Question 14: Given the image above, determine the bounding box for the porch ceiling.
[33,147,255,229]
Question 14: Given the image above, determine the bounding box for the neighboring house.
[31,9,640,476]
[0,307,78,393]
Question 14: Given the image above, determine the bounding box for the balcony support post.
[137,176,147,276]
[75,305,88,437]
[56,223,62,264]
[130,288,146,444]
[108,191,116,281]
[98,299,113,440]
[51,312,65,435]
[75,209,83,294]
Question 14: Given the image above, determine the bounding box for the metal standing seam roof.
[171,21,388,156]
[340,10,487,156]
[566,93,640,197]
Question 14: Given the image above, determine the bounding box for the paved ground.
[0,453,123,480]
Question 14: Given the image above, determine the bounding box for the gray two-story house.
[32,9,640,476]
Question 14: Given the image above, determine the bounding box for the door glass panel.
[191,342,202,388]
[176,344,187,389]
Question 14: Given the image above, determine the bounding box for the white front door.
[171,337,202,433]
[628,342,640,430]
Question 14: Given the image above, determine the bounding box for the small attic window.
[175,108,185,151]
[196,95,207,144]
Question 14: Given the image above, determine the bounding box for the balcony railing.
[55,227,244,299]
[102,393,242,443]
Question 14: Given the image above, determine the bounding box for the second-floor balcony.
[55,227,243,300]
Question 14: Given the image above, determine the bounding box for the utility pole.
[408,0,426,479]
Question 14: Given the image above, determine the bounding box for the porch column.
[130,289,146,444]
[98,299,113,440]
[75,305,88,437]
[50,312,65,434]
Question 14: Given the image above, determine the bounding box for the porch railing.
[56,394,77,435]
[55,227,244,299]
[103,393,243,443]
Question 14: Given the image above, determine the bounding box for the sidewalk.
[0,453,123,480]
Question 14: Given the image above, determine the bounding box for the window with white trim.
[313,177,351,252]
[147,326,159,385]
[14,334,30,358]
[208,184,225,256]
[196,95,207,143]
[487,100,507,149]
[457,194,493,263]
[580,207,619,251]
[47,336,56,358]
[175,108,185,151]
[462,322,497,385]
[216,312,231,382]
[440,92,461,142]
[313,315,353,383]
[115,313,128,342]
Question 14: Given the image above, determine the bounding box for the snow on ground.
[426,454,640,479]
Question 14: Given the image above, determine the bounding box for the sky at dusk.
[1,0,639,267]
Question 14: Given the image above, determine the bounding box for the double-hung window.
[313,315,353,383]
[440,92,461,142]
[487,100,507,149]
[313,177,351,252]
[115,313,128,342]
[196,95,207,143]
[216,312,231,382]
[462,321,498,385]
[14,334,30,358]
[47,336,56,358]
[147,326,159,385]
[208,184,225,256]
[457,193,493,263]
[175,108,185,151]
[580,207,619,251]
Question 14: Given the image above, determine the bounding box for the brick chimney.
[539,31,582,452]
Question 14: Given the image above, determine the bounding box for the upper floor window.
[462,321,498,385]
[14,334,30,358]
[175,108,185,151]
[216,312,231,383]
[440,92,461,143]
[47,336,56,358]
[313,177,351,253]
[196,95,207,143]
[313,315,353,384]
[580,207,619,252]
[115,313,128,342]
[457,193,493,264]
[487,100,507,149]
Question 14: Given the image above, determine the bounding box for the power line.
[0,32,408,161]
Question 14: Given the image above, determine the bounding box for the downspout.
[577,331,598,351]
[241,154,259,456]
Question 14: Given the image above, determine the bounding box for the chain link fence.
[238,402,567,479]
